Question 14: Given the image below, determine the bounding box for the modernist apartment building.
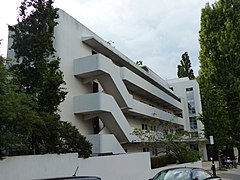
[8,10,206,158]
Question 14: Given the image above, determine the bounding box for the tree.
[58,121,92,158]
[132,121,200,164]
[177,52,195,80]
[136,60,143,65]
[0,45,45,158]
[198,0,240,158]
[6,0,92,157]
[9,0,66,115]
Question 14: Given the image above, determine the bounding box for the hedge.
[151,154,177,169]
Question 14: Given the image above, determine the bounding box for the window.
[186,87,193,91]
[142,123,148,130]
[151,125,156,131]
[152,168,212,180]
[190,117,198,131]
[92,82,98,93]
[186,87,196,115]
[191,169,211,180]
[153,168,192,180]
[143,147,149,152]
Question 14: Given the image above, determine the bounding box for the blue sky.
[0,0,216,79]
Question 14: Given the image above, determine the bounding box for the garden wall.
[0,153,202,180]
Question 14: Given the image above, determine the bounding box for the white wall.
[55,9,95,133]
[0,153,151,180]
[0,153,79,180]
[77,153,152,180]
[0,153,202,180]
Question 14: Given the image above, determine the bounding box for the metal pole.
[206,86,219,176]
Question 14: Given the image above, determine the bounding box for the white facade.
[53,10,185,155]
[168,77,208,161]
[7,10,205,156]
[167,78,203,134]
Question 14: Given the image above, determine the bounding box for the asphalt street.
[220,173,240,180]
[203,161,240,180]
[218,168,240,180]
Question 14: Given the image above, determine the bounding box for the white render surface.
[168,78,204,133]
[86,134,126,155]
[0,153,79,180]
[74,54,133,109]
[168,78,208,161]
[74,93,135,143]
[0,153,151,180]
[0,153,202,180]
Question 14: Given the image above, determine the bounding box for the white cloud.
[0,0,216,79]
[0,0,20,55]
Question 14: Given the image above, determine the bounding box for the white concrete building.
[167,78,203,134]
[7,10,206,158]
[168,78,208,160]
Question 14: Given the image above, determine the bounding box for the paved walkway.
[202,161,240,180]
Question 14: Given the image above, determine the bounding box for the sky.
[0,0,216,79]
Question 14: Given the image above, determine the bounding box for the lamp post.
[206,86,220,176]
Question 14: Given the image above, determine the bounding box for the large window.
[186,87,196,115]
[186,87,198,131]
[190,117,198,131]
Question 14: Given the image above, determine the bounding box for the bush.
[151,154,177,169]
[151,155,167,169]
[177,149,200,164]
[167,154,177,164]
[151,150,200,169]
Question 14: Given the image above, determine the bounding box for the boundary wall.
[0,153,202,180]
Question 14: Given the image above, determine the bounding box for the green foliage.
[0,57,42,158]
[57,121,92,158]
[151,152,199,169]
[167,153,177,164]
[151,155,168,169]
[151,154,177,169]
[177,52,195,80]
[133,121,200,165]
[173,143,200,163]
[198,0,240,151]
[136,60,143,65]
[0,0,92,158]
[9,0,67,115]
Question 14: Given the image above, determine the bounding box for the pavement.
[202,161,240,180]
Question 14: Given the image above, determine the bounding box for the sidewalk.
[203,161,240,180]
[202,161,219,172]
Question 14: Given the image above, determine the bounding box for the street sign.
[210,136,214,145]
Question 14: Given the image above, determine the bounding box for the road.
[220,173,240,180]
[218,168,240,180]
[203,161,240,180]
